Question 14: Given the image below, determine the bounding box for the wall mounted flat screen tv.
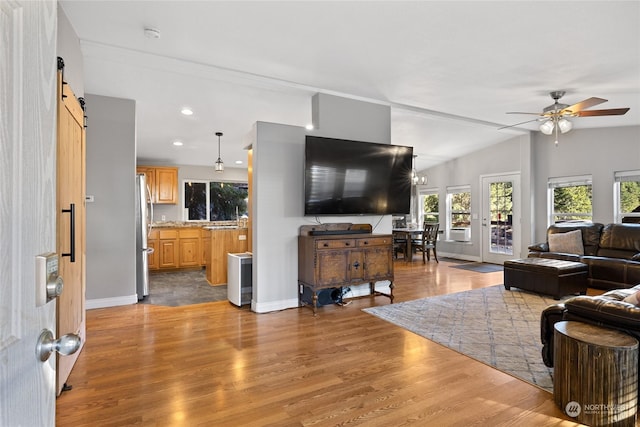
[304,136,413,216]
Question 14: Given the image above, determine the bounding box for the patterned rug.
[141,269,228,307]
[363,285,565,392]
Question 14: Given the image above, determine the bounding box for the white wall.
[532,125,640,241]
[85,94,137,307]
[251,94,393,313]
[312,93,391,143]
[421,125,640,257]
[421,133,533,260]
[56,5,83,98]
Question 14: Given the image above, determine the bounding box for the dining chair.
[413,222,439,263]
[393,231,409,260]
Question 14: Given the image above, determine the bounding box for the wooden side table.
[554,321,638,426]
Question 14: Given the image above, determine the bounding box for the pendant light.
[411,154,427,186]
[214,132,224,172]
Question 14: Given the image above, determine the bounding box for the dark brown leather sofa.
[540,286,640,367]
[528,222,640,290]
[537,222,640,367]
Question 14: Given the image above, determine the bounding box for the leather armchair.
[540,284,640,367]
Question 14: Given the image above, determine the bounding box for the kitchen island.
[148,222,248,286]
[204,226,249,286]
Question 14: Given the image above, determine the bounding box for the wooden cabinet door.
[179,238,200,267]
[136,167,155,203]
[348,250,365,283]
[159,239,179,268]
[363,247,393,280]
[155,167,177,204]
[147,240,158,270]
[316,250,350,285]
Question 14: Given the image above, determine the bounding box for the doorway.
[481,173,521,264]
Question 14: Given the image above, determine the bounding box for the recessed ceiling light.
[235,160,243,165]
[172,141,183,146]
[181,108,193,116]
[305,124,314,130]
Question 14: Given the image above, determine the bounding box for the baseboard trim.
[86,294,138,309]
[438,252,481,262]
[251,298,299,314]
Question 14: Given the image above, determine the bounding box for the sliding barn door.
[56,62,86,395]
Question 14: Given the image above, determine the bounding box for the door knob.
[35,329,81,362]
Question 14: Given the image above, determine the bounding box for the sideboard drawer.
[357,237,392,247]
[316,239,356,249]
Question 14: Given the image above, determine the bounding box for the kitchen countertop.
[152,221,245,229]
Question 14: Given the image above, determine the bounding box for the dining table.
[392,227,423,261]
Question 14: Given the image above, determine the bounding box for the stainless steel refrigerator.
[135,173,153,300]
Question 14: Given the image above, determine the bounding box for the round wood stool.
[554,321,638,426]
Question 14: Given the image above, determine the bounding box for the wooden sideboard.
[297,223,394,315]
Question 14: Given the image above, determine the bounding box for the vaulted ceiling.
[59,1,640,171]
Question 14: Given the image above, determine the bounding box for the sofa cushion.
[623,290,640,305]
[548,229,584,255]
[564,293,640,330]
[547,222,603,255]
[597,223,640,259]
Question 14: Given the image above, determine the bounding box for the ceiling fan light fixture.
[539,120,554,135]
[558,118,573,133]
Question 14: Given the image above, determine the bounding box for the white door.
[481,173,521,264]
[0,1,58,426]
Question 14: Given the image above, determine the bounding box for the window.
[183,180,248,221]
[615,171,640,223]
[446,186,471,240]
[548,175,592,225]
[419,189,439,225]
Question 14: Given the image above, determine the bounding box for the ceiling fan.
[500,91,630,145]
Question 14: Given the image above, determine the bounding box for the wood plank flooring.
[56,259,578,426]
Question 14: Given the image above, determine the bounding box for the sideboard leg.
[312,292,318,316]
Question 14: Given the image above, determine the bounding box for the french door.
[481,173,521,264]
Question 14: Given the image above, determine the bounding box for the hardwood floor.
[56,259,577,426]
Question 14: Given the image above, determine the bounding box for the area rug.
[363,285,565,392]
[450,262,504,273]
[141,270,228,307]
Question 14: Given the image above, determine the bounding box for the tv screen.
[304,136,413,216]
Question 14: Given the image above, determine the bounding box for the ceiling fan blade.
[506,111,543,115]
[498,117,543,130]
[575,108,630,117]
[563,97,607,113]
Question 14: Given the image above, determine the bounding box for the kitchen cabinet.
[178,228,200,267]
[201,231,211,267]
[148,229,159,270]
[297,224,394,315]
[136,166,178,204]
[158,229,179,268]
